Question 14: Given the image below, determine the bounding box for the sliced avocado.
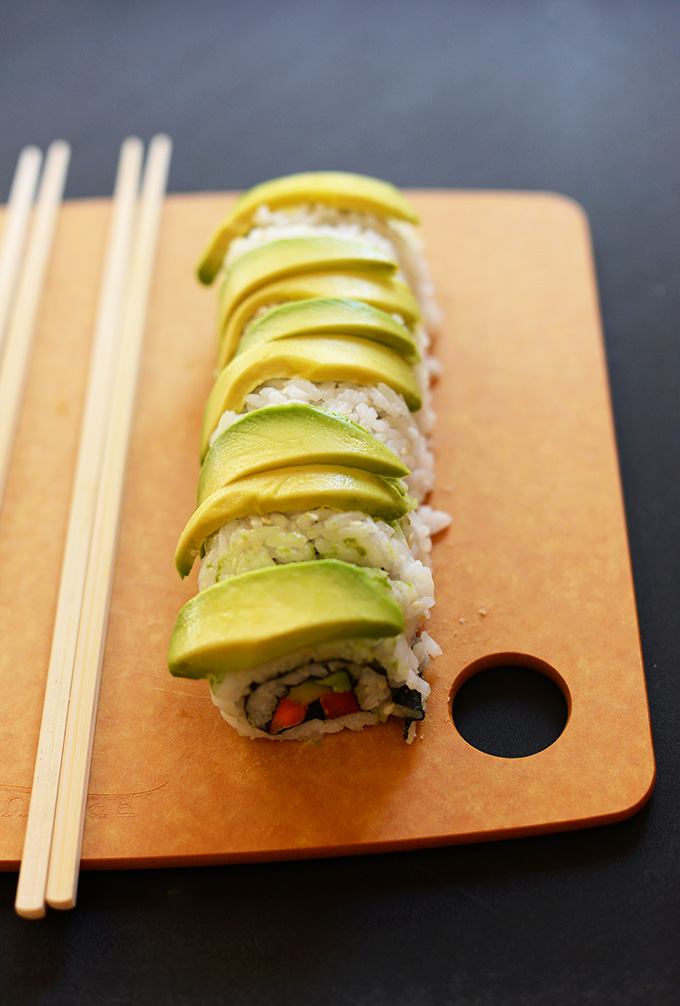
[176,464,414,577]
[217,237,398,336]
[168,559,405,678]
[218,272,421,367]
[235,298,420,363]
[197,172,419,284]
[201,335,422,457]
[197,403,409,504]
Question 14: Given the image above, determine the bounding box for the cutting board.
[0,191,655,868]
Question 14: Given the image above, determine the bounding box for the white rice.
[417,504,452,538]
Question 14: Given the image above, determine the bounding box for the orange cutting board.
[0,191,655,869]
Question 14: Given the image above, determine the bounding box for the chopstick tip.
[45,139,72,160]
[46,893,77,912]
[15,899,47,920]
[121,135,144,154]
[18,145,43,166]
[149,133,173,154]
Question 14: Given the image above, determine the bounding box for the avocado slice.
[168,559,405,678]
[218,272,421,367]
[217,237,398,338]
[200,335,422,458]
[175,464,415,577]
[235,298,420,363]
[197,403,409,504]
[197,171,419,284]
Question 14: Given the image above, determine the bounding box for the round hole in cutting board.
[450,658,569,758]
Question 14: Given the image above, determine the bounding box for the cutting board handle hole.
[450,655,569,758]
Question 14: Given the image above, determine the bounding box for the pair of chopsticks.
[7,134,172,919]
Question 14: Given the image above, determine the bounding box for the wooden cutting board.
[0,191,655,869]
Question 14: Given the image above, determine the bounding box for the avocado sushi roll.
[169,172,448,741]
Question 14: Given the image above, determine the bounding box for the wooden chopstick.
[0,140,71,504]
[0,146,43,359]
[45,134,172,911]
[15,136,145,919]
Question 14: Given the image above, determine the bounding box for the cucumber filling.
[242,660,425,735]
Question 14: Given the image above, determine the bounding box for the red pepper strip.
[269,697,307,734]
[319,690,360,719]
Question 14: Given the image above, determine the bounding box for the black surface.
[1,2,679,1003]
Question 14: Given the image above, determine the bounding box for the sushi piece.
[200,335,422,459]
[233,298,420,364]
[174,466,416,578]
[208,379,434,503]
[197,172,419,284]
[218,273,421,371]
[176,403,418,577]
[169,560,437,740]
[196,402,410,501]
[216,235,399,343]
[169,171,448,741]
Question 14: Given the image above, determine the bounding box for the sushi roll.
[169,172,449,741]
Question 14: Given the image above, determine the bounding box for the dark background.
[1,1,679,1003]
